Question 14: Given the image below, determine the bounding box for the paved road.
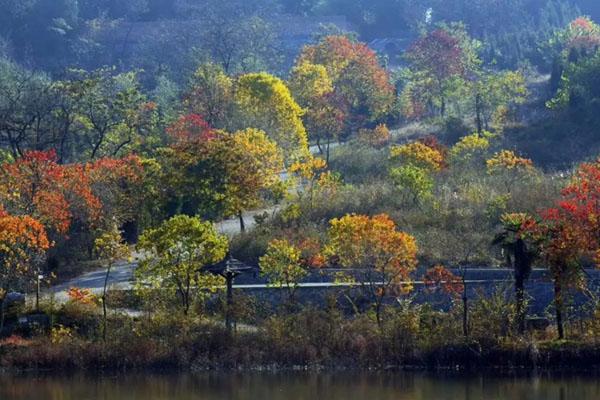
[47,142,329,296]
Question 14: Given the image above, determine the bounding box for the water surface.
[1,372,599,399]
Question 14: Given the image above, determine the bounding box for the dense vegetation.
[2,0,600,371]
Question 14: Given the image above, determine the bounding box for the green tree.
[259,239,308,304]
[94,223,131,341]
[136,215,228,316]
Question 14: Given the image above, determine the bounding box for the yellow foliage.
[449,133,490,161]
[235,73,309,162]
[325,213,418,293]
[486,150,534,174]
[390,141,444,171]
[358,124,391,148]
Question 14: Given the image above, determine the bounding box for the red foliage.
[1,150,102,234]
[418,135,449,169]
[406,29,466,82]
[166,114,215,142]
[299,36,395,122]
[423,265,463,297]
[520,161,600,282]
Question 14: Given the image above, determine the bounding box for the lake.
[1,372,599,399]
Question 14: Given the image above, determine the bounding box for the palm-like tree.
[493,213,537,334]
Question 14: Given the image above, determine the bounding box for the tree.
[522,160,600,339]
[357,124,391,148]
[0,150,101,236]
[449,133,490,166]
[0,210,50,331]
[94,223,130,341]
[493,213,537,334]
[471,70,528,134]
[548,17,600,83]
[296,35,395,133]
[325,213,418,327]
[196,0,282,74]
[234,72,309,163]
[259,239,308,304]
[288,61,344,161]
[61,68,158,160]
[161,117,284,228]
[389,141,445,204]
[184,63,234,129]
[402,25,479,118]
[222,128,285,231]
[136,215,228,316]
[486,150,536,193]
[86,154,146,232]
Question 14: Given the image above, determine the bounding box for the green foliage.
[259,239,308,302]
[390,165,434,203]
[136,215,228,315]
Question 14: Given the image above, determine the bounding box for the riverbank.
[2,326,600,373]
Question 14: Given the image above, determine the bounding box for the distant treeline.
[0,0,594,77]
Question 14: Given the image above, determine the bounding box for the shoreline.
[3,339,600,374]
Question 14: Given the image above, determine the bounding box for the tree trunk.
[554,280,565,340]
[462,275,469,338]
[238,211,245,233]
[102,263,112,341]
[225,274,233,334]
[375,299,383,330]
[462,293,469,338]
[515,279,526,334]
[441,97,446,117]
[0,296,5,335]
[475,93,483,134]
[326,136,331,164]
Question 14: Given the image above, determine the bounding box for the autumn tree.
[160,116,284,229]
[222,128,285,231]
[136,215,228,316]
[184,63,234,129]
[522,160,600,339]
[233,72,309,163]
[357,124,391,149]
[486,150,536,193]
[389,140,445,203]
[325,213,418,327]
[288,61,344,162]
[548,17,600,94]
[296,35,395,134]
[86,154,146,234]
[259,239,308,305]
[0,210,50,330]
[0,150,101,236]
[402,25,479,118]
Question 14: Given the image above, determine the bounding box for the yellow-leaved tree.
[259,239,308,305]
[325,213,418,327]
[234,72,309,163]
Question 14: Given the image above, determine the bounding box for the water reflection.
[1,372,600,400]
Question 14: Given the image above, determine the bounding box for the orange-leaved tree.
[296,35,394,134]
[0,150,102,236]
[325,213,418,327]
[0,208,50,330]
